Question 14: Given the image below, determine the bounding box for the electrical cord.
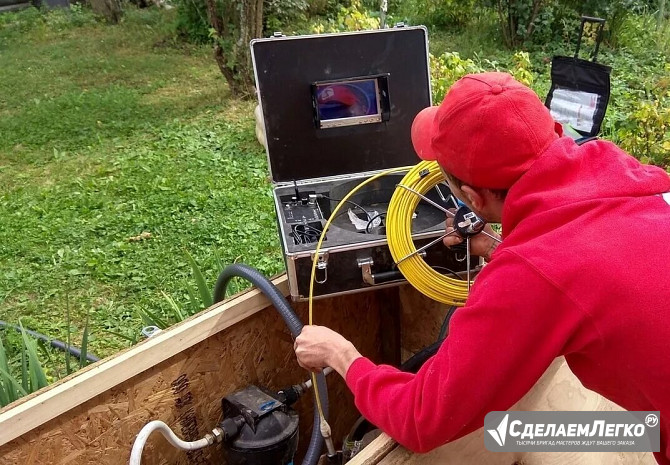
[386,161,471,305]
[0,321,100,363]
[437,305,458,341]
[319,195,372,221]
[431,266,464,280]
[307,162,473,456]
[364,212,386,234]
[303,161,479,462]
[344,302,456,453]
[291,224,324,245]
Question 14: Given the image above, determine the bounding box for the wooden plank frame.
[0,275,291,447]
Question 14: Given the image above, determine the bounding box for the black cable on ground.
[0,320,100,363]
[212,263,328,465]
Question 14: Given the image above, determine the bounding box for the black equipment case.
[251,26,467,301]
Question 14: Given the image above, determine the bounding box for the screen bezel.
[312,74,390,129]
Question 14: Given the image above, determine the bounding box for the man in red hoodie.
[294,72,670,463]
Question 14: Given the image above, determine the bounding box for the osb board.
[398,284,449,360]
[368,358,655,465]
[0,287,401,465]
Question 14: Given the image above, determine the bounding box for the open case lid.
[251,26,431,183]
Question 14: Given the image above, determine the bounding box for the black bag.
[545,16,612,142]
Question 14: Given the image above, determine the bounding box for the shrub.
[429,50,535,104]
[394,0,476,29]
[430,52,485,104]
[311,0,380,33]
[615,85,670,169]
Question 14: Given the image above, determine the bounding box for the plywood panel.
[398,284,450,361]
[0,286,401,465]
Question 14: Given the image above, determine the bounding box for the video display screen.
[313,78,383,128]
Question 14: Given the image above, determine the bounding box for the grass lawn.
[0,4,667,375]
[0,7,284,361]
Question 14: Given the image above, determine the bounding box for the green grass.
[0,3,668,368]
[0,6,284,359]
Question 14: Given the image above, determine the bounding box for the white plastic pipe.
[129,420,213,465]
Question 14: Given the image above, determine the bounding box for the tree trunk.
[659,0,666,30]
[90,0,121,24]
[526,0,544,38]
[206,0,263,99]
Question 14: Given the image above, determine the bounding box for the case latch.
[311,251,329,284]
[357,257,374,285]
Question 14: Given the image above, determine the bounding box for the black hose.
[0,320,100,363]
[213,263,328,465]
[437,305,457,342]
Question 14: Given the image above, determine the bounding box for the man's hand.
[443,210,501,261]
[294,325,362,378]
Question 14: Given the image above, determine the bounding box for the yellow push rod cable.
[306,161,472,439]
[307,166,414,427]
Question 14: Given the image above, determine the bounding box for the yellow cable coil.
[306,161,471,421]
[386,160,470,306]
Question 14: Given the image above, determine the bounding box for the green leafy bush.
[265,0,309,33]
[173,0,210,43]
[429,50,535,104]
[311,0,380,33]
[0,4,96,40]
[174,0,312,44]
[430,52,485,104]
[392,0,476,28]
[615,85,670,169]
[488,0,658,48]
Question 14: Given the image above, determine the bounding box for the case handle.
[575,16,606,63]
[358,258,405,286]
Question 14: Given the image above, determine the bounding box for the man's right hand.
[443,210,501,261]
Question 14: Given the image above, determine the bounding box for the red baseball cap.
[411,72,561,189]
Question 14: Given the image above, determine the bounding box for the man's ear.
[460,185,485,211]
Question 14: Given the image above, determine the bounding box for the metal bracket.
[357,257,374,285]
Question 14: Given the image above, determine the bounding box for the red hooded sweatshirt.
[345,137,670,462]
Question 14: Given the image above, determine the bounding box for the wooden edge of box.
[347,433,398,465]
[0,275,289,447]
